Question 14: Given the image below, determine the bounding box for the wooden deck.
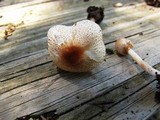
[0,0,160,120]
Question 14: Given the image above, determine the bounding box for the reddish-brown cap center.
[60,45,84,66]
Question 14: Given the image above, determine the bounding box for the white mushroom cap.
[48,20,105,72]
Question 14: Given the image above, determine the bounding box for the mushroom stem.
[115,38,160,78]
[128,49,160,76]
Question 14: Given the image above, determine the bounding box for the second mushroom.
[115,38,160,79]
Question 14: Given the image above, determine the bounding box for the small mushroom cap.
[48,20,105,72]
[115,38,133,56]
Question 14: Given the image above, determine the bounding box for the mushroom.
[48,20,106,72]
[115,38,160,79]
[87,6,104,24]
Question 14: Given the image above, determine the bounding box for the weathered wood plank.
[57,65,160,120]
[0,2,153,44]
[0,39,160,119]
[0,50,50,81]
[0,37,47,63]
[1,31,160,95]
[0,10,159,64]
[0,3,146,45]
[0,0,112,26]
[0,0,52,8]
[1,26,159,80]
[0,13,159,102]
[146,107,160,120]
[91,82,158,120]
[0,3,158,65]
[103,68,160,120]
[0,1,160,120]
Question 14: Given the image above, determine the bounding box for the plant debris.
[84,0,89,2]
[87,6,104,24]
[129,3,135,6]
[139,32,143,36]
[0,21,24,40]
[106,48,114,55]
[145,0,160,7]
[4,23,16,40]
[114,3,123,7]
[16,110,59,120]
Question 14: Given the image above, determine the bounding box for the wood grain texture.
[0,0,160,120]
[58,65,160,120]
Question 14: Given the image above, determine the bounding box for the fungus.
[48,20,105,72]
[87,6,104,24]
[115,38,160,79]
